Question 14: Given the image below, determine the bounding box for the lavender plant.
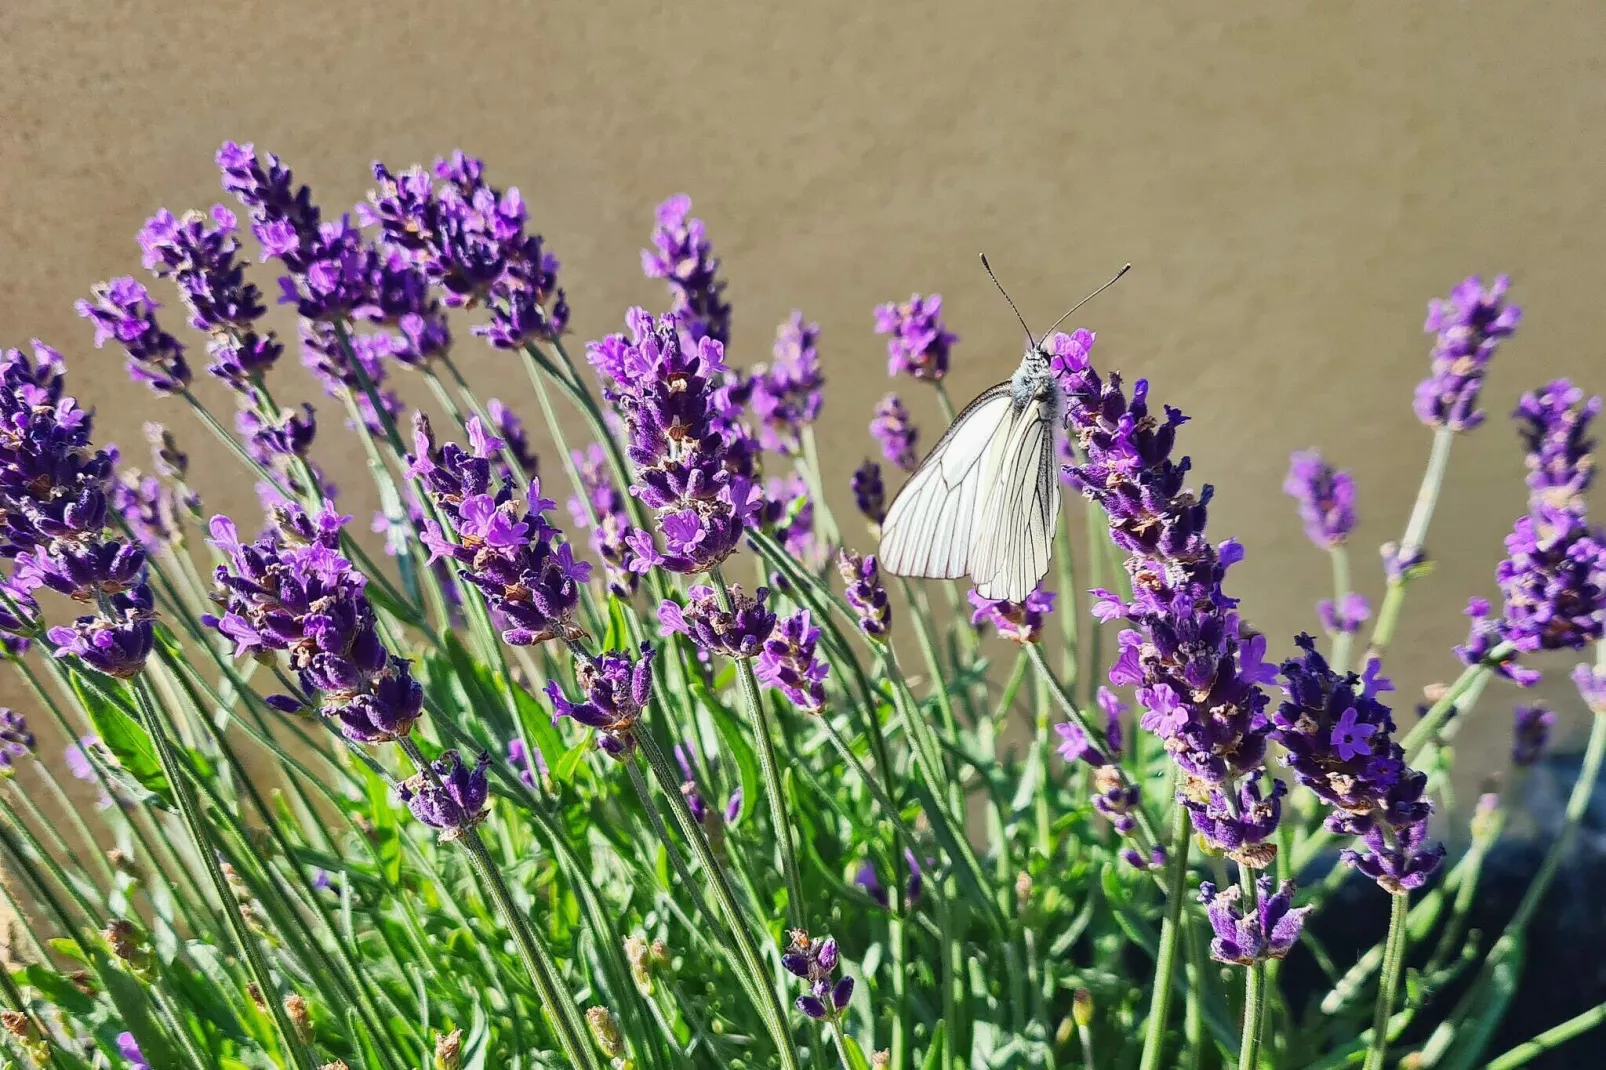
[0,146,1599,1070]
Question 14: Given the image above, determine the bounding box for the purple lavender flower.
[755,609,829,712]
[838,549,891,638]
[110,470,186,554]
[204,502,423,742]
[968,585,1055,645]
[1454,598,1541,687]
[117,1031,150,1070]
[0,709,35,772]
[751,311,824,454]
[47,586,156,679]
[1184,773,1287,870]
[1488,505,1606,655]
[642,195,730,346]
[507,737,540,789]
[1415,274,1521,433]
[76,277,192,394]
[1283,450,1357,549]
[657,584,776,660]
[566,442,639,596]
[874,293,956,382]
[764,475,818,564]
[853,859,887,906]
[0,566,40,656]
[1573,663,1606,714]
[399,750,490,840]
[1275,635,1444,892]
[546,645,656,760]
[851,461,886,527]
[870,394,919,472]
[300,320,407,440]
[1198,877,1311,966]
[1514,379,1599,511]
[782,931,854,1022]
[1511,704,1556,768]
[409,414,590,646]
[137,205,284,389]
[1317,592,1370,636]
[589,310,760,574]
[238,405,317,465]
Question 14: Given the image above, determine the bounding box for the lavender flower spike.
[838,549,892,638]
[642,194,730,346]
[871,395,919,472]
[875,293,956,382]
[969,585,1055,645]
[1415,274,1521,433]
[658,584,776,660]
[751,311,824,454]
[1283,450,1357,548]
[1511,703,1556,767]
[76,277,191,394]
[1514,378,1600,512]
[1198,876,1311,966]
[755,609,829,712]
[851,461,887,527]
[546,644,656,760]
[782,930,854,1021]
[0,709,35,774]
[400,750,491,840]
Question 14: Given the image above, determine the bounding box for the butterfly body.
[878,342,1064,603]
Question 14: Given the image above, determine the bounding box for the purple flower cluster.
[755,609,829,712]
[1057,331,1282,857]
[546,645,656,760]
[851,461,886,527]
[485,398,539,485]
[782,931,853,1022]
[136,205,284,390]
[1514,379,1599,511]
[751,311,824,454]
[588,310,761,574]
[1275,635,1443,892]
[1574,663,1606,714]
[1283,450,1357,549]
[0,708,35,772]
[853,849,926,910]
[968,585,1056,645]
[0,344,157,677]
[874,293,956,382]
[364,151,564,350]
[658,584,776,660]
[204,502,423,743]
[1461,382,1606,672]
[1199,876,1310,967]
[1415,274,1521,433]
[1317,592,1370,636]
[408,414,590,646]
[76,278,191,395]
[763,475,818,565]
[1511,703,1555,767]
[838,550,891,638]
[870,395,919,472]
[400,750,491,840]
[642,195,730,347]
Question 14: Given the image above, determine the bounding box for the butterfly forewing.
[878,384,1013,582]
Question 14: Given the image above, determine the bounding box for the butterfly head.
[1010,341,1060,410]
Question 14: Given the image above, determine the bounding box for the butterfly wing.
[879,384,1014,582]
[969,393,1061,603]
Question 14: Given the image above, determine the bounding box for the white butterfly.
[879,261,1129,603]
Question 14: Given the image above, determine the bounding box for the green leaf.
[920,1022,947,1070]
[842,1034,873,1070]
[93,946,182,1069]
[602,595,630,653]
[554,740,590,785]
[16,965,95,1015]
[693,674,759,829]
[68,668,173,808]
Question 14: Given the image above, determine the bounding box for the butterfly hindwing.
[969,393,1059,602]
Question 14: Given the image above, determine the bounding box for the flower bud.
[285,994,312,1044]
[586,1007,624,1059]
[434,1027,463,1070]
[1072,988,1094,1029]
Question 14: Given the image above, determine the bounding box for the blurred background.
[2,0,1604,809]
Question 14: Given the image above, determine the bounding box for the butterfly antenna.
[1042,263,1132,337]
[979,253,1035,347]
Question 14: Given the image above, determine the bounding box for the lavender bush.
[0,145,1600,1070]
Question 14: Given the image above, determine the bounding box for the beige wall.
[3,1,1605,797]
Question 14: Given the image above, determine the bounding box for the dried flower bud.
[285,994,312,1043]
[624,936,655,994]
[1072,988,1094,1028]
[247,981,266,1009]
[586,1006,624,1058]
[872,1051,890,1069]
[649,939,670,967]
[321,1062,352,1070]
[103,918,154,979]
[68,971,95,996]
[434,1027,463,1070]
[1,1010,31,1039]
[1014,871,1033,911]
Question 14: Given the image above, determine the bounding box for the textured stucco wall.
[3,1,1605,796]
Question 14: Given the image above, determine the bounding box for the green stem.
[635,731,802,1070]
[1365,426,1454,664]
[711,568,807,930]
[1139,807,1194,1070]
[1238,963,1266,1070]
[126,676,319,1070]
[1328,545,1354,673]
[1485,998,1606,1070]
[1363,892,1411,1070]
